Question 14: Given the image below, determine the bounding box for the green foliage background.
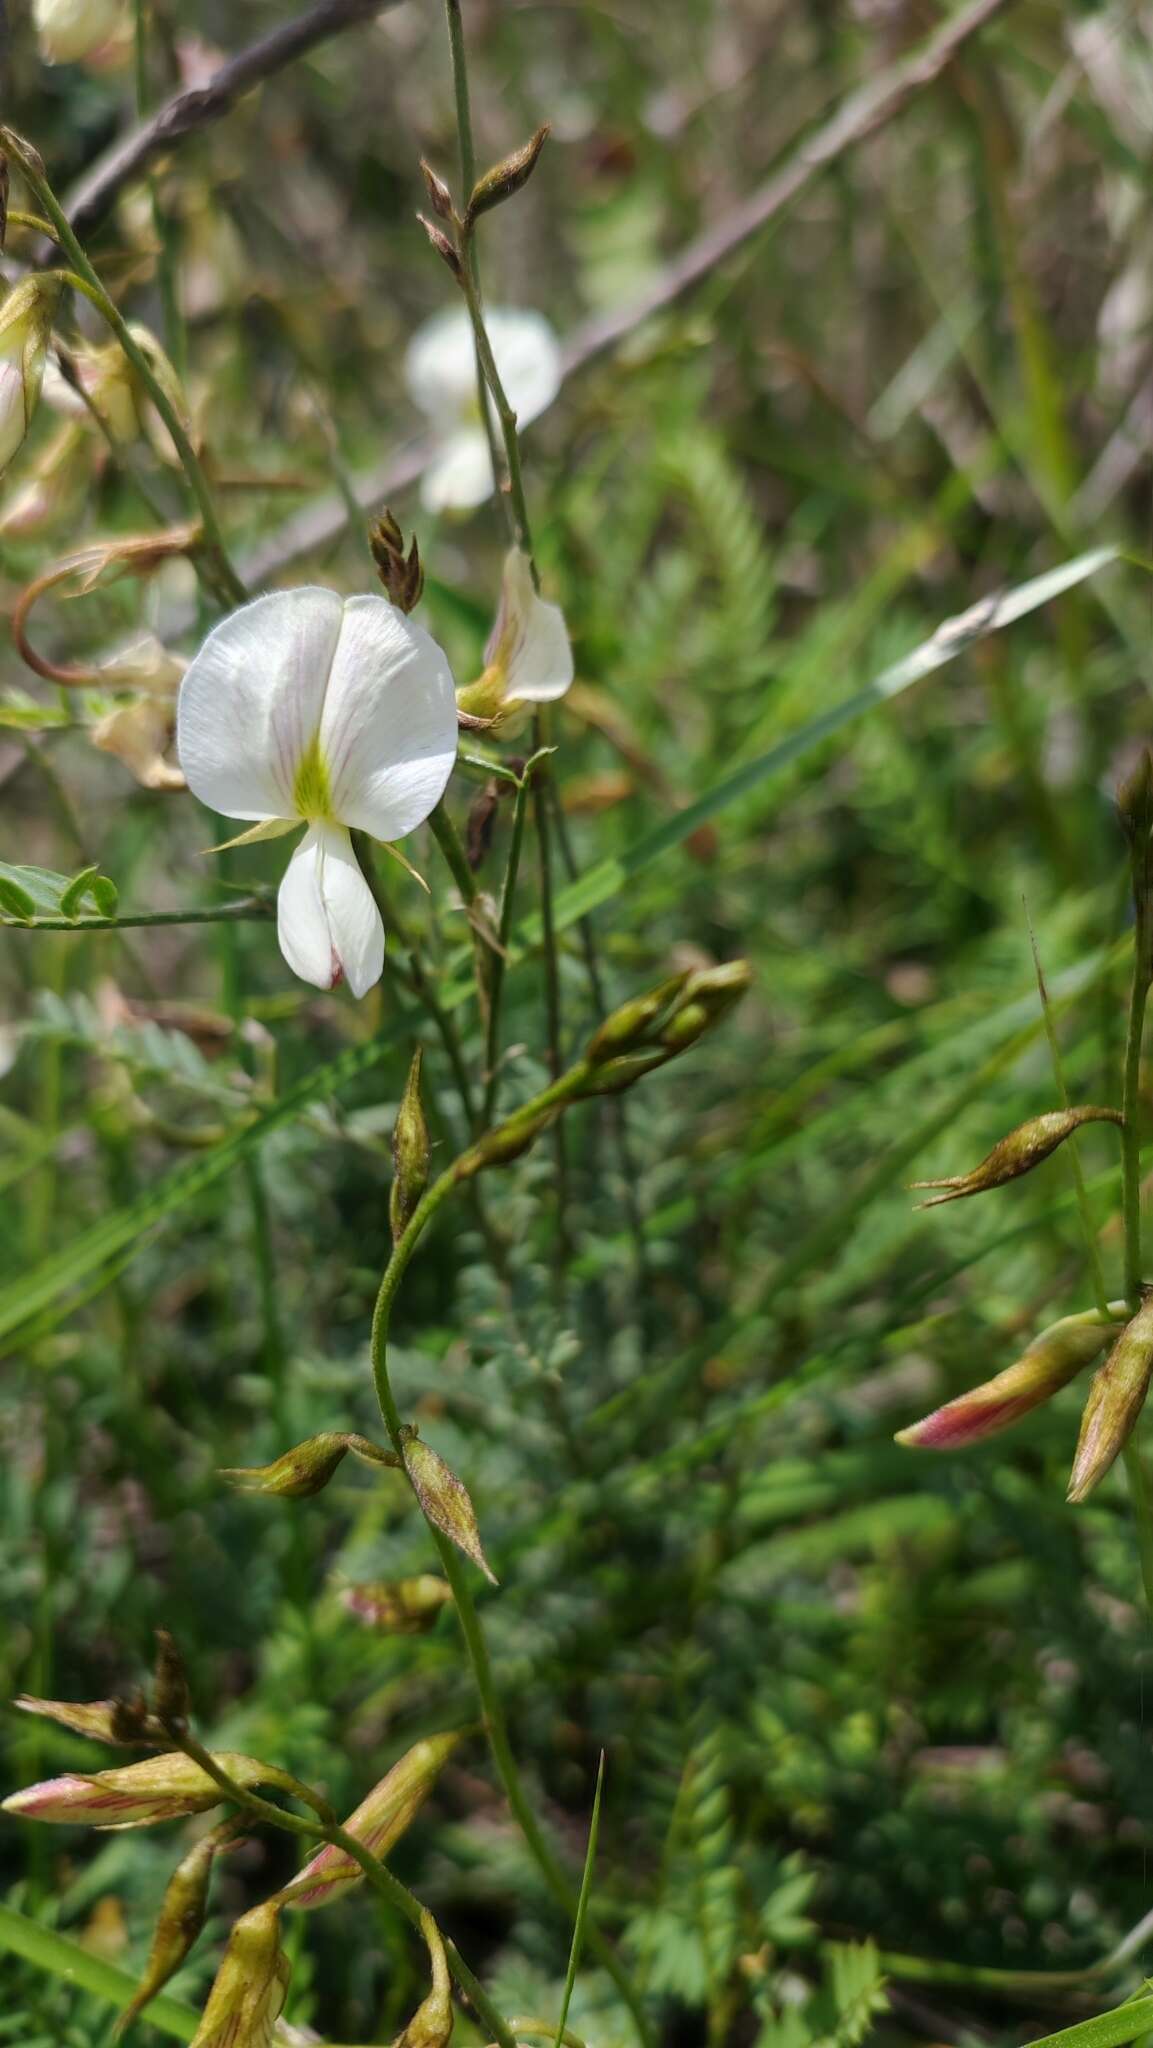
[1,2,1151,2044]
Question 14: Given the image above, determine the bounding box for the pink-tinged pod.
[2,1750,271,1827]
[1068,1293,1153,1503]
[896,1306,1122,1450]
[278,1731,464,1911]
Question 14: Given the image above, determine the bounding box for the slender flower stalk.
[0,129,244,608]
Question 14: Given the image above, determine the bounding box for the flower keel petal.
[277,826,384,998]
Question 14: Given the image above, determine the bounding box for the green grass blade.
[0,1902,198,2042]
[553,1753,606,2048]
[1025,1999,1153,2048]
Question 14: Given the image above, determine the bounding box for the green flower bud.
[402,1428,497,1584]
[1068,1293,1153,1503]
[391,1047,431,1241]
[339,1575,453,1634]
[911,1106,1123,1209]
[189,1899,289,2048]
[278,1732,465,1912]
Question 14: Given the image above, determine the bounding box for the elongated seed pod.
[911,1106,1123,1208]
[1068,1293,1153,1503]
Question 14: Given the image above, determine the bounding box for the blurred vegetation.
[1,1,1152,2045]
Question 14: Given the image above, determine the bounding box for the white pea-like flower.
[456,548,573,731]
[405,305,561,515]
[0,278,61,478]
[176,589,458,999]
[33,0,126,65]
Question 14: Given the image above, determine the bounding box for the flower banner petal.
[320,598,457,842]
[177,589,343,822]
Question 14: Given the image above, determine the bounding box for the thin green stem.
[445,0,477,194]
[4,132,244,607]
[2,897,272,932]
[366,1065,652,2048]
[1122,949,1149,1310]
[483,758,534,1120]
[1123,1441,1153,1630]
[1027,912,1109,1317]
[428,799,479,907]
[169,1734,517,2048]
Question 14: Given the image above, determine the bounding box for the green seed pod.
[113,1822,236,2040]
[391,1048,431,1241]
[896,1305,1122,1451]
[465,125,550,228]
[219,1432,357,1499]
[1068,1293,1153,1503]
[911,1106,1123,1208]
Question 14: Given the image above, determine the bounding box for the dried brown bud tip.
[391,1047,431,1242]
[465,125,550,227]
[1068,1292,1153,1502]
[420,158,456,223]
[370,510,425,614]
[1118,747,1153,846]
[417,213,462,278]
[153,1629,192,1730]
[911,1106,1123,1208]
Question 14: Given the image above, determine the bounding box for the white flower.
[176,589,457,998]
[34,0,127,65]
[405,305,561,515]
[457,548,573,730]
[0,278,60,477]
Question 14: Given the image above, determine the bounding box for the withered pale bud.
[1118,747,1153,847]
[465,126,550,228]
[911,1106,1123,1209]
[394,1910,453,2048]
[1068,1292,1153,1503]
[189,1898,290,2048]
[278,1731,465,1911]
[153,1629,192,1730]
[15,1692,165,1747]
[401,1429,497,1584]
[417,214,463,279]
[219,1432,363,1499]
[1,1750,272,1827]
[0,275,62,476]
[896,1305,1123,1450]
[339,1574,453,1634]
[391,1048,431,1242]
[420,159,456,224]
[113,1821,237,2040]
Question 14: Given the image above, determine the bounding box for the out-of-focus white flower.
[0,278,61,477]
[456,548,573,731]
[176,589,457,998]
[405,305,561,515]
[33,0,127,66]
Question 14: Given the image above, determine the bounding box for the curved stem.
[1122,951,1149,1309]
[4,133,245,609]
